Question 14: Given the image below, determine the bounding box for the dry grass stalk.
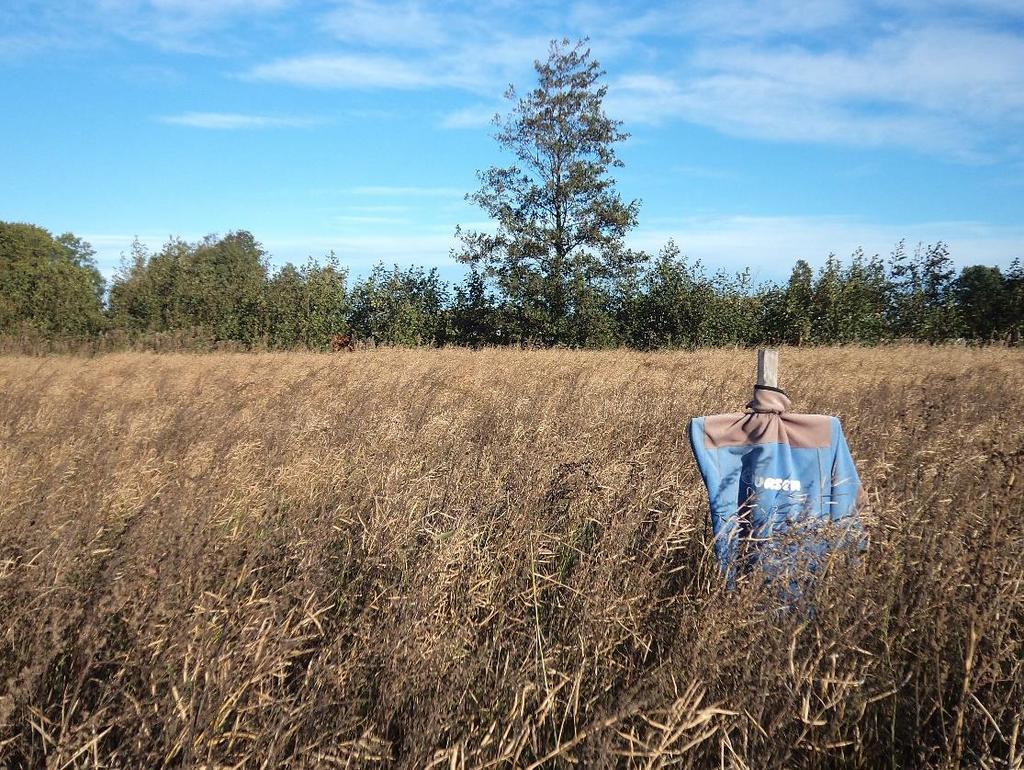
[0,345,1022,768]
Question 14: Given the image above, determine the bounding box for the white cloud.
[348,203,410,213]
[7,0,1023,165]
[609,73,976,157]
[246,33,553,93]
[606,23,1024,160]
[157,111,318,129]
[346,185,464,197]
[81,233,175,275]
[571,0,857,41]
[92,0,294,53]
[82,229,466,278]
[693,27,1024,120]
[261,232,464,272]
[569,0,856,47]
[236,2,1024,160]
[680,0,855,37]
[323,0,448,48]
[439,104,500,129]
[248,53,441,89]
[0,31,68,58]
[250,2,477,88]
[890,0,1024,20]
[333,214,410,225]
[0,0,297,57]
[629,215,1024,278]
[83,216,1023,283]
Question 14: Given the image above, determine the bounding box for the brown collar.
[747,385,791,414]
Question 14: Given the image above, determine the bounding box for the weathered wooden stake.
[757,349,779,388]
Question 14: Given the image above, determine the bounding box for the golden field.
[0,346,1022,768]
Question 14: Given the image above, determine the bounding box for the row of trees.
[2,219,1022,349]
[3,40,1020,350]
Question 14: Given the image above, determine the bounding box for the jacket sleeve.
[829,417,862,522]
[689,417,738,579]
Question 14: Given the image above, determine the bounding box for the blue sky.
[2,0,1023,284]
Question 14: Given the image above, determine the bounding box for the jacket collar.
[747,385,790,414]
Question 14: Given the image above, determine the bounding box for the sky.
[2,0,1023,284]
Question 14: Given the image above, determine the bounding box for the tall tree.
[783,259,814,344]
[455,38,641,346]
[1006,259,1024,342]
[451,266,500,348]
[263,255,350,350]
[812,255,844,343]
[956,265,1008,340]
[108,231,268,345]
[630,241,704,349]
[0,222,105,337]
[348,264,449,346]
[889,241,958,342]
[840,250,890,343]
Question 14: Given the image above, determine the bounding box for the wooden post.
[757,349,779,388]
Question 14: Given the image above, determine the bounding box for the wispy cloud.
[81,232,178,275]
[0,2,106,59]
[605,21,1024,160]
[439,104,500,129]
[1,0,297,57]
[246,0,554,96]
[629,215,1024,276]
[246,36,549,94]
[322,0,449,48]
[608,72,979,158]
[81,230,466,279]
[237,0,1024,160]
[347,185,464,197]
[83,215,1023,283]
[671,164,739,181]
[95,0,294,53]
[695,27,1024,120]
[261,232,465,272]
[5,0,1023,181]
[248,53,441,89]
[157,112,318,129]
[570,0,857,42]
[334,214,411,225]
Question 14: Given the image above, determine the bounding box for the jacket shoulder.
[781,412,835,448]
[699,412,746,441]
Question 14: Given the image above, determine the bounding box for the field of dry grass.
[1,346,1022,768]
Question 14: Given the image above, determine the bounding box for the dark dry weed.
[0,346,1022,769]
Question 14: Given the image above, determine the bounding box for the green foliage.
[956,265,1009,341]
[1007,260,1024,342]
[455,37,642,346]
[623,245,778,349]
[348,264,449,346]
[694,269,762,347]
[2,220,1020,350]
[6,35,1020,352]
[109,231,269,345]
[3,35,1021,351]
[788,251,891,345]
[0,221,106,337]
[888,240,959,342]
[628,244,704,349]
[836,250,890,344]
[779,259,815,345]
[451,266,500,348]
[264,255,349,349]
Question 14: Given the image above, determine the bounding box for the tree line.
[2,39,1020,350]
[2,219,1022,350]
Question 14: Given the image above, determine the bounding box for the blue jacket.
[689,386,863,582]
